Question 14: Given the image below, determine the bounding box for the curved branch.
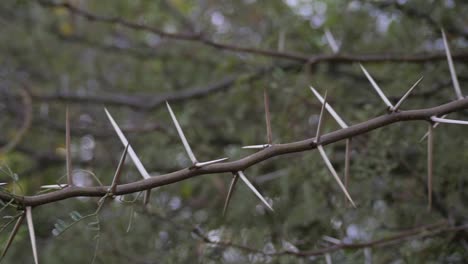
[0,86,32,154]
[37,1,468,63]
[1,98,467,207]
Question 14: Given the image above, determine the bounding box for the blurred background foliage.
[0,0,467,263]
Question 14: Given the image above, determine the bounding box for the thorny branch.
[192,220,468,258]
[1,97,468,207]
[37,1,468,64]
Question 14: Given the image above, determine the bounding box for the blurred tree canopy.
[0,0,468,263]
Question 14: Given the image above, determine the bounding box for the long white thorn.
[442,29,463,100]
[359,64,393,109]
[315,90,328,143]
[431,117,468,125]
[310,87,348,128]
[104,108,150,179]
[242,144,271,149]
[195,158,229,168]
[166,101,198,164]
[26,207,39,264]
[392,76,424,111]
[237,171,274,212]
[324,28,339,53]
[40,184,68,190]
[317,145,356,207]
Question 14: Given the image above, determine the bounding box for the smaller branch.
[0,87,32,155]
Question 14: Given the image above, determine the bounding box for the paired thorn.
[317,145,356,207]
[237,171,274,212]
[430,116,468,125]
[166,101,198,164]
[359,64,393,109]
[40,184,68,190]
[360,64,424,112]
[1,212,25,261]
[109,144,129,194]
[222,173,239,217]
[324,28,340,53]
[427,124,433,211]
[65,106,73,186]
[419,114,447,142]
[310,87,348,129]
[242,89,275,150]
[310,88,355,207]
[26,207,39,264]
[104,108,151,179]
[315,90,328,143]
[441,29,463,100]
[242,144,271,149]
[194,158,229,168]
[166,101,228,168]
[392,76,424,111]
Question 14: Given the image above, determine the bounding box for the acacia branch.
[192,220,468,258]
[1,98,467,207]
[37,1,468,63]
